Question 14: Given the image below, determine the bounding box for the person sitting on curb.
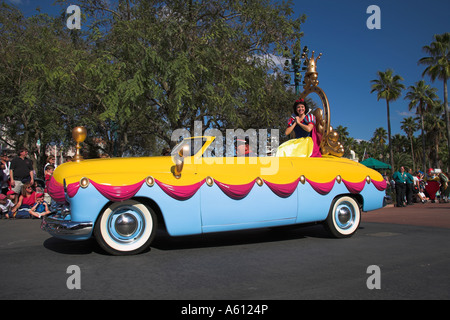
[0,194,14,219]
[29,193,51,219]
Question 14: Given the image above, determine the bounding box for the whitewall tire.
[94,200,157,255]
[325,196,361,238]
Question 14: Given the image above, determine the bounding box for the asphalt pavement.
[0,201,449,301]
[363,201,450,229]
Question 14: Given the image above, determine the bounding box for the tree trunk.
[443,77,449,172]
[386,100,394,174]
[420,112,426,174]
[410,135,415,171]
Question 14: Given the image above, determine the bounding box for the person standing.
[393,166,407,207]
[9,148,34,204]
[1,152,11,195]
[405,167,415,205]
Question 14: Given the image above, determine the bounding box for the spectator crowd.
[1,148,73,219]
[386,166,449,207]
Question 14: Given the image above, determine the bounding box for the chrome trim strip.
[41,215,93,238]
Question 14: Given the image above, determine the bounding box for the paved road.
[1,202,449,303]
[364,201,450,229]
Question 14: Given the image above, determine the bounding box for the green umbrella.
[360,157,391,169]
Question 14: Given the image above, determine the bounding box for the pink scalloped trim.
[215,179,256,200]
[306,178,336,195]
[155,179,205,201]
[372,179,387,191]
[264,178,300,198]
[90,179,144,202]
[48,175,386,202]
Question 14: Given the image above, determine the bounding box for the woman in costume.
[276,99,319,157]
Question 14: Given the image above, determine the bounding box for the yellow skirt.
[276,137,314,157]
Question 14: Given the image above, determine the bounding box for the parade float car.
[41,52,387,255]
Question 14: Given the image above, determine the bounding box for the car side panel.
[69,184,110,228]
[200,183,297,233]
[134,183,202,236]
[296,181,342,223]
[359,182,385,211]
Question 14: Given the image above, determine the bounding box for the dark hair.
[17,147,28,154]
[292,99,309,116]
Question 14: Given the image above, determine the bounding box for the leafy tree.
[424,101,446,168]
[419,32,450,171]
[0,3,79,175]
[370,69,405,173]
[370,127,387,160]
[56,0,305,154]
[400,117,419,171]
[405,80,439,173]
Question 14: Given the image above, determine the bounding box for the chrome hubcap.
[107,206,146,244]
[115,213,138,237]
[335,202,355,230]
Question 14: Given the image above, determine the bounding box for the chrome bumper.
[41,214,93,241]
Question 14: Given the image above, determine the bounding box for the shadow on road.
[151,223,332,251]
[43,237,100,255]
[42,223,333,254]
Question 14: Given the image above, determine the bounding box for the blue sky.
[5,0,450,141]
[290,0,449,141]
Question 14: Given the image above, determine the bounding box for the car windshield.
[171,137,208,157]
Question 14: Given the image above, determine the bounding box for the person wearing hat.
[236,137,257,157]
[29,193,51,219]
[0,193,14,219]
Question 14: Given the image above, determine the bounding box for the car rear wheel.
[324,196,360,238]
[94,200,157,255]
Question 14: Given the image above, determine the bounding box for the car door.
[199,156,298,233]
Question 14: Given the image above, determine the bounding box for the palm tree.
[418,32,450,171]
[335,125,352,158]
[405,80,439,173]
[370,127,387,156]
[371,69,405,173]
[401,116,419,171]
[424,102,446,168]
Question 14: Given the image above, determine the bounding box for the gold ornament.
[80,177,89,188]
[255,177,264,186]
[146,176,155,187]
[72,126,87,162]
[298,52,345,158]
[301,51,322,88]
[300,175,306,184]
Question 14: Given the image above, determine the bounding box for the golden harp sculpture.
[299,51,344,157]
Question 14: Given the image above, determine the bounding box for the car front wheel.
[324,196,361,238]
[94,200,157,255]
